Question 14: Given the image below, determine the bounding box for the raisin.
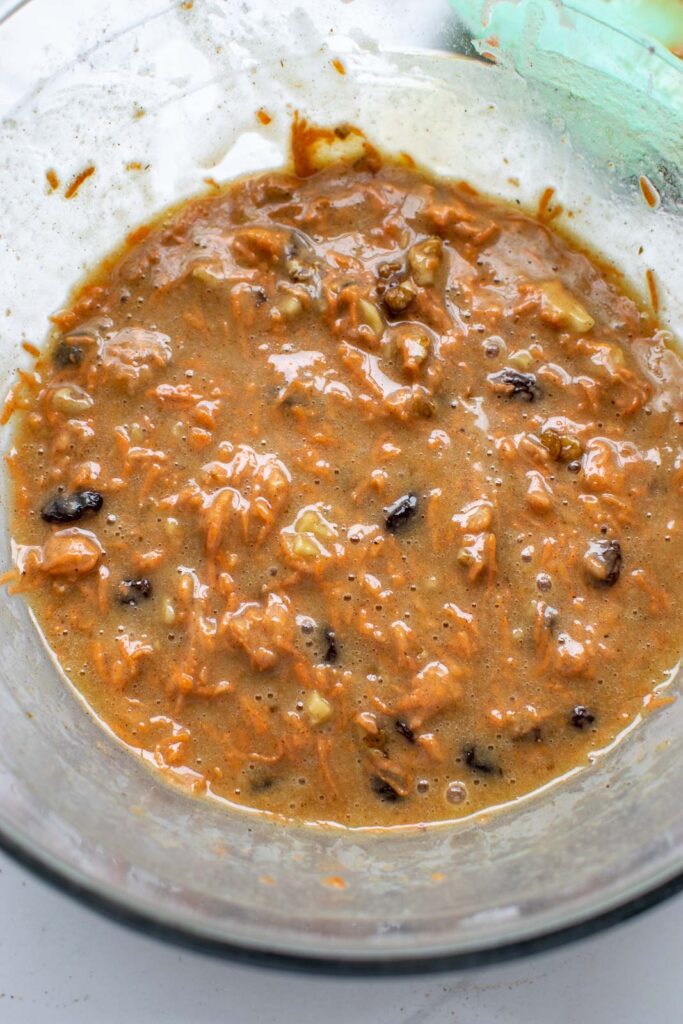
[383,283,415,314]
[488,368,540,401]
[370,775,402,802]
[463,745,501,775]
[79,491,102,512]
[377,259,402,280]
[570,706,595,730]
[516,726,543,743]
[584,539,622,586]
[254,286,268,306]
[117,578,153,605]
[323,626,338,663]
[250,773,276,793]
[540,428,583,462]
[53,341,85,368]
[41,489,104,524]
[384,492,418,532]
[395,718,416,744]
[362,729,389,755]
[536,572,552,593]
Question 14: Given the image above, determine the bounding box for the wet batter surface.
[4,123,683,827]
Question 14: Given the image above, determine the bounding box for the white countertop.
[0,850,680,1023]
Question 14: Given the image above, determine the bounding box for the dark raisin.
[488,368,540,401]
[570,706,595,730]
[463,745,501,775]
[250,773,276,793]
[41,489,104,524]
[254,286,267,306]
[362,729,389,755]
[79,491,103,513]
[53,341,85,368]
[323,627,338,663]
[540,428,583,462]
[515,726,543,743]
[536,573,552,593]
[384,492,418,532]
[117,578,153,605]
[383,283,415,314]
[280,391,308,409]
[395,718,415,744]
[584,539,622,586]
[377,259,402,280]
[370,775,402,802]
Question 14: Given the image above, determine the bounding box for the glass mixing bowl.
[0,0,681,973]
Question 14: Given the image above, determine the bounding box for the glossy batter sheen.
[4,122,683,828]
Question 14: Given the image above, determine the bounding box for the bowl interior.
[0,0,681,967]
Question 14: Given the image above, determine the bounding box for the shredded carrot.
[0,119,679,829]
[64,165,95,199]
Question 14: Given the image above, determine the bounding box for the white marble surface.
[0,850,680,1023]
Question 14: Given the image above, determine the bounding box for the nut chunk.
[539,280,594,333]
[407,237,443,287]
[394,325,430,378]
[280,505,343,573]
[41,529,102,577]
[304,690,333,726]
[453,498,496,579]
[223,592,295,670]
[100,328,172,391]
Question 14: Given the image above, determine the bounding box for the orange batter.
[3,121,682,827]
